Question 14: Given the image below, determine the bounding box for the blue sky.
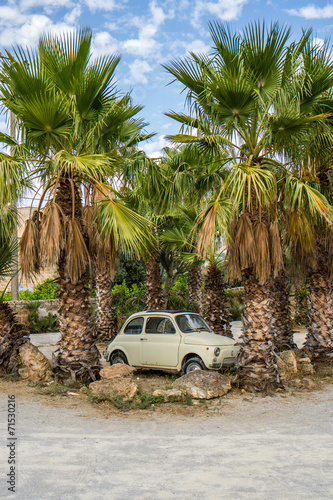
[0,0,333,156]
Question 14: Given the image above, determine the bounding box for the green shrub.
[3,278,59,301]
[111,281,145,327]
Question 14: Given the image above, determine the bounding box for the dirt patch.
[1,361,333,420]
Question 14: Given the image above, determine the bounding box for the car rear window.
[124,317,144,334]
[145,317,176,334]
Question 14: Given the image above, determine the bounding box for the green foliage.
[3,278,59,301]
[138,393,164,409]
[225,288,244,321]
[111,281,145,326]
[292,286,308,326]
[184,395,193,406]
[27,310,59,333]
[167,274,188,310]
[113,258,146,287]
[31,382,69,396]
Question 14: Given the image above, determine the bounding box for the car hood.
[183,331,235,346]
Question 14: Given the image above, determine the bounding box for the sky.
[0,0,333,157]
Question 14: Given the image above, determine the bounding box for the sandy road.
[0,382,332,500]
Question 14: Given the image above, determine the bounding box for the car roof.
[133,310,200,315]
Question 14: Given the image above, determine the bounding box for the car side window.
[145,317,176,334]
[124,317,144,334]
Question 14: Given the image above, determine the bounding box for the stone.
[173,370,231,399]
[301,377,317,390]
[152,389,183,402]
[277,350,298,381]
[18,341,53,383]
[298,358,315,376]
[89,378,138,401]
[288,377,302,388]
[100,364,134,380]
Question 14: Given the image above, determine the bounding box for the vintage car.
[104,310,238,374]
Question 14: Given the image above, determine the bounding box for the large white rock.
[18,341,53,383]
[173,370,231,399]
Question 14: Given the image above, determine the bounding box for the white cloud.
[19,0,72,11]
[186,39,210,54]
[123,0,173,57]
[92,31,119,57]
[313,37,325,48]
[64,5,82,24]
[83,0,117,12]
[193,0,248,27]
[287,4,333,19]
[141,134,170,158]
[0,11,75,48]
[128,59,154,84]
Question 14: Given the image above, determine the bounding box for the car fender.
[107,344,131,364]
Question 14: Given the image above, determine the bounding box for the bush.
[3,278,59,301]
[111,281,145,327]
[166,274,188,310]
[225,288,244,321]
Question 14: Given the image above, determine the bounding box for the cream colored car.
[104,311,238,374]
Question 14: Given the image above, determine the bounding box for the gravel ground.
[0,383,332,499]
[0,322,324,500]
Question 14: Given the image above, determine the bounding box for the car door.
[119,316,144,365]
[140,316,180,367]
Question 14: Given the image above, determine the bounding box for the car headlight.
[214,347,220,356]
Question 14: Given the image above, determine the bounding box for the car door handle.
[140,338,148,341]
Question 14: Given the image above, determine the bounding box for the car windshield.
[175,314,212,333]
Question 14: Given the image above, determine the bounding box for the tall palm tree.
[164,21,333,391]
[0,149,29,374]
[0,29,153,383]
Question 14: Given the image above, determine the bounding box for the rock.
[288,377,302,388]
[173,371,231,399]
[298,358,315,375]
[89,378,138,401]
[277,350,298,381]
[153,389,183,402]
[301,377,317,390]
[18,341,53,383]
[100,364,134,380]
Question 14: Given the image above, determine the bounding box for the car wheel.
[110,351,128,366]
[183,357,206,374]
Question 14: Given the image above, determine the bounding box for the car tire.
[110,351,128,366]
[183,357,206,374]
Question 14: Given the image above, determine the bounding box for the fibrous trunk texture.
[145,252,163,310]
[270,271,295,351]
[304,245,333,359]
[53,177,100,384]
[94,263,118,342]
[232,271,281,392]
[204,263,232,337]
[188,265,203,313]
[0,302,29,375]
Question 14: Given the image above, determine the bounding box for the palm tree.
[0,29,153,383]
[164,21,333,391]
[0,148,29,374]
[272,39,333,359]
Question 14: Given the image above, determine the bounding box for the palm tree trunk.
[304,245,333,359]
[232,270,281,392]
[145,251,163,310]
[52,177,100,384]
[204,262,232,337]
[162,269,174,308]
[270,270,295,351]
[188,265,202,313]
[0,302,29,375]
[94,262,118,342]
